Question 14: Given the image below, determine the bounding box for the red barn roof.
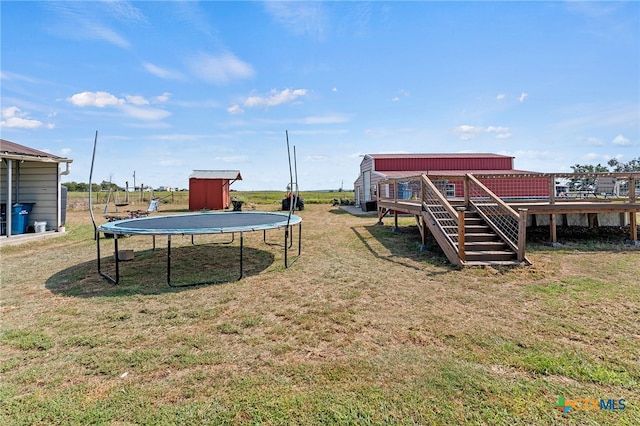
[365,153,521,174]
[367,153,512,160]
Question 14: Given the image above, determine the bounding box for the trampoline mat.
[98,211,301,235]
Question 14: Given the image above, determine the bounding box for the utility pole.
[133,171,136,191]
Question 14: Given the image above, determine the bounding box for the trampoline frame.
[95,211,302,287]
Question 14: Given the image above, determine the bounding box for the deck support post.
[630,211,638,241]
[549,213,557,243]
[464,175,471,208]
[518,209,528,262]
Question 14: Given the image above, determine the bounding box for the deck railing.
[375,172,639,264]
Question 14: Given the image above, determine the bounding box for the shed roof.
[189,170,242,180]
[0,139,72,163]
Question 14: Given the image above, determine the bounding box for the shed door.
[363,171,371,202]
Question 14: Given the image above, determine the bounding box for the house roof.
[366,153,514,160]
[0,139,72,163]
[189,170,242,180]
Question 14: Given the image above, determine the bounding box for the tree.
[607,157,640,172]
[568,163,609,191]
[568,157,640,192]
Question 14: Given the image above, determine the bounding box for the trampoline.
[96,211,302,287]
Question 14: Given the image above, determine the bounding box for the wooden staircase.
[422,206,521,266]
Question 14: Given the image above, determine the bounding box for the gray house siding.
[0,161,61,231]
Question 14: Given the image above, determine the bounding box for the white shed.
[1,139,72,239]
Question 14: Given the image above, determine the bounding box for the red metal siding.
[448,177,550,198]
[189,178,230,211]
[375,157,513,172]
[482,177,549,198]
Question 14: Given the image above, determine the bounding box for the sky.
[1,1,639,191]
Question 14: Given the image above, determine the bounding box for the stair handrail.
[421,174,462,254]
[466,174,519,220]
[421,174,458,218]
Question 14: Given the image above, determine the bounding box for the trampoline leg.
[97,230,119,284]
[285,222,302,268]
[239,232,244,280]
[263,229,285,247]
[191,232,235,246]
[167,235,172,285]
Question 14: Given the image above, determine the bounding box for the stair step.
[465,250,518,261]
[465,241,508,251]
[463,217,484,224]
[461,233,500,242]
[464,260,523,267]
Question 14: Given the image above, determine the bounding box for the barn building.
[188,170,242,211]
[353,153,545,210]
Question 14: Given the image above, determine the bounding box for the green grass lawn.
[1,201,638,425]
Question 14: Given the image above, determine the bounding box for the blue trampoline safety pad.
[98,211,302,235]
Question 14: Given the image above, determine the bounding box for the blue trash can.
[397,183,409,199]
[11,204,30,234]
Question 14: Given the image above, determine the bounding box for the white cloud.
[453,125,483,140]
[612,134,631,146]
[496,93,506,100]
[0,71,40,84]
[91,23,130,48]
[453,125,511,140]
[153,92,171,103]
[227,104,244,115]
[586,136,604,146]
[144,63,184,80]
[214,155,249,163]
[188,52,255,85]
[583,152,608,163]
[519,92,528,102]
[120,104,170,121]
[244,88,308,108]
[301,114,349,124]
[391,89,410,102]
[125,95,149,106]
[68,91,124,107]
[305,155,328,162]
[67,91,170,121]
[2,107,43,128]
[0,106,44,129]
[104,0,146,23]
[332,87,338,92]
[264,2,327,40]
[45,1,137,48]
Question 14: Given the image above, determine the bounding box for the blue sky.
[1,1,638,190]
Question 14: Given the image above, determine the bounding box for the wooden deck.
[374,173,640,267]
